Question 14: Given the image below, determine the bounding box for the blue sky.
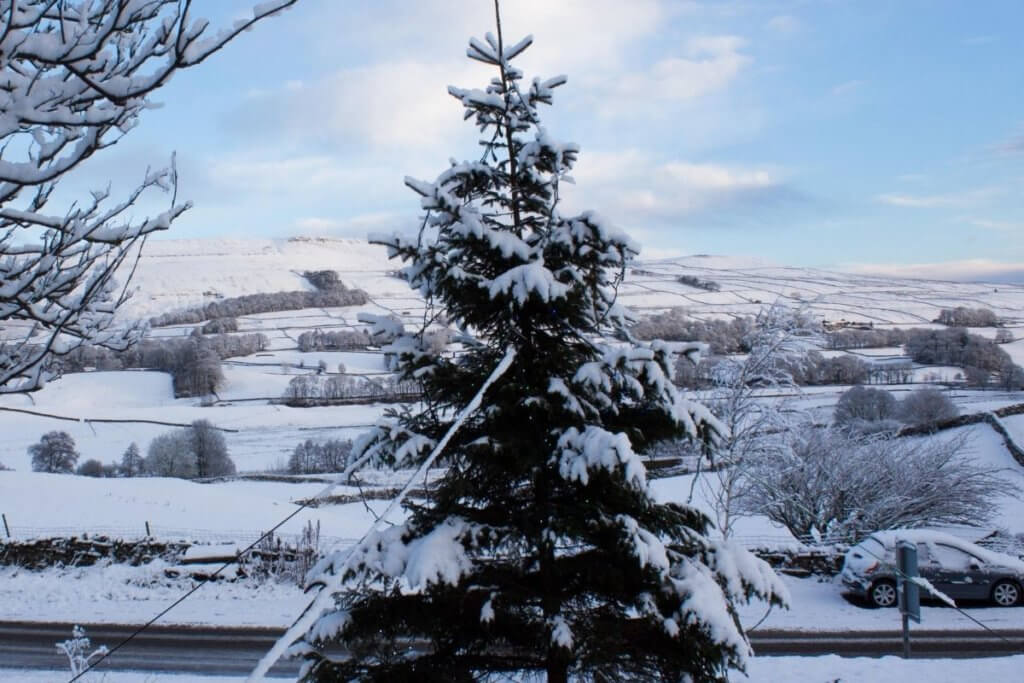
[65,0,1023,280]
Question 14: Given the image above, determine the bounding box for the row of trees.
[676,275,721,292]
[282,373,420,405]
[296,329,371,352]
[27,421,234,479]
[287,439,355,474]
[149,287,369,328]
[828,323,1014,350]
[936,306,1000,327]
[834,385,959,433]
[676,328,1022,390]
[633,309,760,354]
[675,349,909,389]
[61,333,268,397]
[905,327,1022,388]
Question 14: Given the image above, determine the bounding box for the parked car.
[840,530,1024,608]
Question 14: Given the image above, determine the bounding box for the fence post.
[1,513,9,539]
[145,520,151,537]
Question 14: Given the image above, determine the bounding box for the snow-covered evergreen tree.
[297,9,785,682]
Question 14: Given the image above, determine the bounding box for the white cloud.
[876,187,1000,208]
[599,36,751,116]
[564,149,786,223]
[765,15,801,36]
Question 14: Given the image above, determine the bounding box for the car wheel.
[992,580,1021,607]
[868,580,898,608]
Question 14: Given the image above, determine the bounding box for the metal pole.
[145,520,151,537]
[1,513,9,539]
[902,612,910,658]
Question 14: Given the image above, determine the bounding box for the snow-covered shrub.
[200,317,239,334]
[897,388,959,430]
[75,459,106,478]
[740,426,1017,541]
[834,386,898,430]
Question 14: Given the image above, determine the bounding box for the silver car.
[840,530,1024,608]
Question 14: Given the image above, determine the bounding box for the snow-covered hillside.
[120,238,1024,332]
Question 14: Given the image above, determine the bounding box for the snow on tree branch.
[0,0,297,394]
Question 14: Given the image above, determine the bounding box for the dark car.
[840,530,1024,608]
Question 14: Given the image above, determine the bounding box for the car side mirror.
[969,560,981,570]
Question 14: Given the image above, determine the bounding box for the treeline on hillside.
[297,329,371,352]
[905,328,1022,389]
[287,438,354,474]
[149,283,369,328]
[629,308,1024,388]
[676,275,721,292]
[632,310,756,354]
[28,421,235,480]
[828,324,1013,351]
[935,306,999,327]
[674,327,1022,389]
[282,373,420,406]
[675,350,912,389]
[61,333,268,397]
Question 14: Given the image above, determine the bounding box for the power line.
[68,502,313,682]
[68,345,517,682]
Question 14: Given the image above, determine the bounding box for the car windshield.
[859,536,886,559]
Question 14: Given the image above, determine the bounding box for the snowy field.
[7,656,1024,682]
[116,239,1024,331]
[3,236,1024,665]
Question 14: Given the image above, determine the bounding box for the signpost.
[897,540,921,658]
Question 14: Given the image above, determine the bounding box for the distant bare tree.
[0,0,296,394]
[190,420,234,478]
[692,303,818,537]
[144,431,196,478]
[29,431,79,473]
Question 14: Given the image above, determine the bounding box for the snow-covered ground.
[0,470,399,542]
[6,656,1024,682]
[3,236,1023,669]
[115,237,1024,327]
